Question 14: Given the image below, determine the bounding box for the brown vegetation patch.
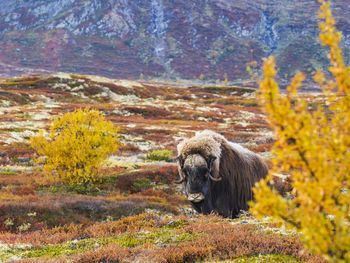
[0,213,165,246]
[247,143,274,153]
[0,91,31,105]
[101,83,131,95]
[122,105,172,118]
[0,142,35,164]
[72,215,325,263]
[0,191,181,234]
[112,165,178,193]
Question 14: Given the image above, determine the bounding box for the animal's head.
[176,154,221,203]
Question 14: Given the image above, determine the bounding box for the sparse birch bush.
[251,1,350,262]
[31,108,121,185]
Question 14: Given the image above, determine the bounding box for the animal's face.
[178,154,218,203]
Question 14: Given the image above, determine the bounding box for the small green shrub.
[11,128,25,132]
[131,178,152,192]
[41,184,102,195]
[0,168,17,176]
[146,150,172,162]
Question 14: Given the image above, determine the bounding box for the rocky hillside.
[0,0,349,84]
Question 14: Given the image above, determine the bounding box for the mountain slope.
[0,0,349,83]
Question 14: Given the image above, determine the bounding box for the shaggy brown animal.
[177,130,268,218]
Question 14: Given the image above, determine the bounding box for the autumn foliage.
[251,1,350,262]
[30,108,121,184]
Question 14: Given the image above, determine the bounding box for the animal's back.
[217,140,268,216]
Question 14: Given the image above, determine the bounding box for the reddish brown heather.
[8,214,324,263]
[0,189,183,234]
[71,216,325,263]
[247,142,274,153]
[119,143,141,153]
[0,213,167,246]
[113,166,179,193]
[0,142,34,162]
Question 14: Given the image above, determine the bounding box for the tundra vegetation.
[0,75,326,263]
[0,1,345,263]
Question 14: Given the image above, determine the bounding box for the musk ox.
[176,130,268,218]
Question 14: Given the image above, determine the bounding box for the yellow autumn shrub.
[251,1,349,262]
[31,108,121,185]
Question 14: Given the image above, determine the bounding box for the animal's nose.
[187,193,204,202]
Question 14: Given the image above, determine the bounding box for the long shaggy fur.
[177,130,268,217]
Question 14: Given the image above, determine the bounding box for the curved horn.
[207,155,221,181]
[209,174,222,182]
[175,155,184,169]
[175,177,185,184]
[207,155,217,171]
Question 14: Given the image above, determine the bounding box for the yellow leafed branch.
[251,1,350,262]
[31,107,121,185]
